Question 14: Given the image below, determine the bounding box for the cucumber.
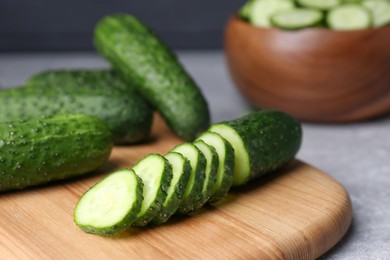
[327,4,372,30]
[248,0,295,27]
[26,69,130,92]
[151,152,192,225]
[0,114,113,192]
[271,8,324,30]
[239,0,256,20]
[196,132,235,203]
[171,143,206,214]
[362,0,390,27]
[131,154,172,227]
[209,110,302,186]
[193,140,219,209]
[297,0,341,10]
[74,169,143,236]
[94,14,210,140]
[0,84,153,144]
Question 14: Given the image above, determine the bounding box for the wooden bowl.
[224,16,390,123]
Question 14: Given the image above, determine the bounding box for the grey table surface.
[0,51,389,259]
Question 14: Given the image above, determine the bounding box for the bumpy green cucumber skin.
[26,69,131,92]
[94,14,210,140]
[0,84,153,144]
[171,143,207,214]
[132,154,173,227]
[0,114,112,192]
[75,169,143,236]
[192,140,219,210]
[213,110,302,184]
[152,152,192,225]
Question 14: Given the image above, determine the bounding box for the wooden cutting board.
[0,115,352,260]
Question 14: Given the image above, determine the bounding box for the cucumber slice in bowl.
[363,0,390,27]
[131,154,172,227]
[171,143,206,214]
[271,8,324,30]
[193,140,219,209]
[297,0,341,10]
[196,132,235,203]
[151,152,192,225]
[248,0,295,28]
[327,5,372,30]
[74,169,143,236]
[209,110,302,187]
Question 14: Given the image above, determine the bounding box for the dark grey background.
[0,0,245,52]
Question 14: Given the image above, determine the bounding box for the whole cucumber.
[94,14,210,141]
[0,82,153,144]
[26,69,130,92]
[0,114,113,192]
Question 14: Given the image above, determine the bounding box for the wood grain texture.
[224,16,390,123]
[0,115,352,259]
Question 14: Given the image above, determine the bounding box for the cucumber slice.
[271,8,324,30]
[151,152,192,225]
[131,154,172,227]
[197,132,235,203]
[74,169,143,236]
[171,143,206,214]
[209,110,302,186]
[249,0,295,27]
[363,0,390,27]
[327,5,372,30]
[193,140,219,209]
[297,0,341,10]
[239,0,256,20]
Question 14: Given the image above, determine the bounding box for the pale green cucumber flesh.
[249,0,295,27]
[271,8,324,30]
[197,132,234,203]
[152,152,191,225]
[193,140,219,210]
[74,169,143,236]
[209,124,250,186]
[297,0,341,10]
[131,154,172,226]
[363,0,390,27]
[327,5,371,30]
[171,143,206,214]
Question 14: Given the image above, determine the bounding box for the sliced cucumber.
[151,152,192,225]
[197,132,235,203]
[271,8,324,30]
[209,110,302,186]
[327,5,371,30]
[131,154,172,227]
[363,0,390,27]
[171,143,206,214]
[208,125,250,186]
[193,140,219,210]
[297,0,341,10]
[239,0,256,20]
[249,0,295,27]
[74,169,143,236]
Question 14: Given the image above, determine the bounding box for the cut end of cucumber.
[363,0,390,27]
[327,5,371,30]
[74,169,143,235]
[209,124,250,186]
